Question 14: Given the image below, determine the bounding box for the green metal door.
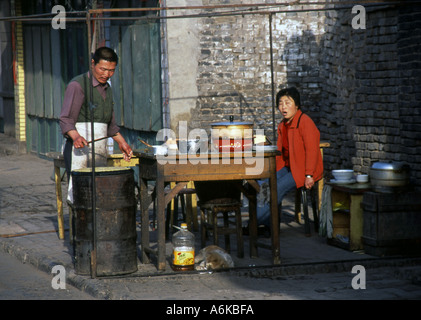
[110,21,162,133]
[24,23,88,155]
[23,19,161,155]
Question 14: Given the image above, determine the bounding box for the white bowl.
[356,174,369,183]
[332,169,354,181]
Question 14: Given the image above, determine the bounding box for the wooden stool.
[296,183,319,236]
[199,198,244,258]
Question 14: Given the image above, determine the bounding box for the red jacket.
[276,110,323,188]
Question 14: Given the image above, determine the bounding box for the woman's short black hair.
[276,86,301,109]
[92,47,118,65]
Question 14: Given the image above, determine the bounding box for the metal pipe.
[87,1,411,14]
[269,13,276,144]
[160,0,170,129]
[87,11,97,279]
[0,1,413,22]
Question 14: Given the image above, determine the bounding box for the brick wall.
[397,4,421,185]
[321,4,421,188]
[187,2,421,189]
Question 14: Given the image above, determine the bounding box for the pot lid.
[371,161,409,170]
[211,115,253,127]
[211,121,253,126]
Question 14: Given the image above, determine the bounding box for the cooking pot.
[369,161,410,193]
[211,116,254,152]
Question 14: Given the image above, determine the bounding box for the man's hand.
[113,132,132,161]
[67,130,87,149]
[119,142,133,161]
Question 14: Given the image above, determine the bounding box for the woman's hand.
[113,132,132,161]
[304,176,314,189]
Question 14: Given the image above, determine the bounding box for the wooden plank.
[54,163,64,239]
[23,26,35,116]
[42,25,53,118]
[33,26,43,116]
[132,23,151,131]
[30,117,37,153]
[149,21,162,131]
[70,29,79,79]
[39,118,47,154]
[349,194,364,251]
[121,25,133,128]
[109,26,122,125]
[161,157,271,180]
[51,28,63,119]
[164,182,189,207]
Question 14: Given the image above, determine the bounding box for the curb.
[2,235,421,300]
[0,239,111,299]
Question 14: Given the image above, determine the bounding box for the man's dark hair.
[276,86,301,109]
[92,47,118,65]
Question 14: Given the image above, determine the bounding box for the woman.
[254,87,323,234]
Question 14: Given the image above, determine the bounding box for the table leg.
[247,183,258,258]
[156,168,166,271]
[349,194,363,251]
[189,181,199,231]
[269,159,280,265]
[140,177,150,264]
[54,164,64,240]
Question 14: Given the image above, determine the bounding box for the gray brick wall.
[187,2,421,189]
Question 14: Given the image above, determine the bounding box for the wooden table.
[326,181,371,251]
[135,150,280,271]
[47,152,139,240]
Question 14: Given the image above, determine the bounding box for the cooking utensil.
[138,138,153,148]
[87,136,109,145]
[370,162,410,192]
[211,116,254,152]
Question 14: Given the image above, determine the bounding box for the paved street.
[1,134,421,301]
[0,250,96,300]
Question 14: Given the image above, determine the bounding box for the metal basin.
[369,162,410,193]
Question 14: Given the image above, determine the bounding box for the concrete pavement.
[1,133,421,301]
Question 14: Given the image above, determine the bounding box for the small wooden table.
[326,181,371,251]
[135,150,280,271]
[47,152,139,240]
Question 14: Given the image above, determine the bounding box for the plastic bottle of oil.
[172,223,195,271]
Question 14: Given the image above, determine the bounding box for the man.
[60,46,132,201]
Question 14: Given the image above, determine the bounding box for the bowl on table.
[356,174,369,183]
[332,169,354,181]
